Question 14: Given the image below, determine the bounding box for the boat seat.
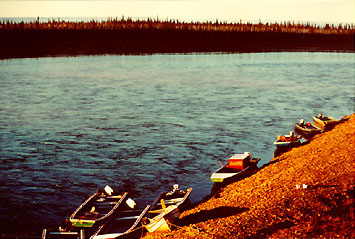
[106,195,122,199]
[157,198,184,205]
[75,212,99,219]
[93,201,117,206]
[119,209,142,213]
[114,216,140,221]
[42,229,84,239]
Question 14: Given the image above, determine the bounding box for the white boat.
[90,202,150,239]
[211,152,260,183]
[143,185,192,233]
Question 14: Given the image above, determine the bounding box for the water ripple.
[0,52,354,233]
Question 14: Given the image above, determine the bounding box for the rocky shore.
[144,114,355,238]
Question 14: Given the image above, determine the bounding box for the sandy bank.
[144,114,355,238]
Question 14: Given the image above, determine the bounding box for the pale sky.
[0,0,354,24]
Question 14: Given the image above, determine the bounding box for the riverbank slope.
[145,114,355,238]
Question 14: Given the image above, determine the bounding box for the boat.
[274,131,301,148]
[90,203,151,239]
[294,119,321,138]
[313,113,339,129]
[61,186,129,231]
[143,185,192,233]
[210,152,261,183]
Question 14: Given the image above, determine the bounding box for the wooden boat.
[143,185,192,233]
[294,119,321,138]
[62,186,128,230]
[274,132,301,148]
[210,152,261,183]
[90,203,151,239]
[313,113,339,129]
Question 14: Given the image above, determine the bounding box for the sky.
[0,0,354,24]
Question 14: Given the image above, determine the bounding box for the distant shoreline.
[1,19,354,59]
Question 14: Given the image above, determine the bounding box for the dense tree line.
[1,17,354,34]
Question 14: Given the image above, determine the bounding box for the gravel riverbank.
[144,113,355,238]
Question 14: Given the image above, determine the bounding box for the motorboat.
[274,131,301,148]
[294,119,321,138]
[210,152,260,183]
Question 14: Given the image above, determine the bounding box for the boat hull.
[42,229,85,239]
[294,122,321,138]
[273,140,300,148]
[145,206,180,233]
[90,205,150,239]
[144,187,192,233]
[69,192,128,229]
[211,166,251,183]
[313,115,338,126]
[313,116,339,130]
[69,219,96,228]
[211,157,260,183]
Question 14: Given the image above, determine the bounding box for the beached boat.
[143,185,192,233]
[61,186,128,231]
[210,152,261,183]
[274,132,301,148]
[294,119,321,138]
[90,203,150,239]
[313,113,339,129]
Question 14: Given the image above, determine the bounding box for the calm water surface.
[0,52,354,233]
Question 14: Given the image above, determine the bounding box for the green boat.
[61,186,128,231]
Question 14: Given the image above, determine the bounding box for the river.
[0,52,354,234]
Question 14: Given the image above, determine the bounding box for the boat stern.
[69,218,96,228]
[210,177,224,183]
[210,172,238,183]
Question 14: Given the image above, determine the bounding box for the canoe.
[90,204,151,239]
[143,185,192,233]
[273,133,301,148]
[294,121,321,138]
[210,152,261,183]
[313,115,339,128]
[62,186,128,230]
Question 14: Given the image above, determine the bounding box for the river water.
[0,52,354,234]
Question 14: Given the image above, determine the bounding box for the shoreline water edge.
[1,114,354,238]
[143,114,355,239]
[0,19,354,59]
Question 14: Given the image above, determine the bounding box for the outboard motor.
[104,185,114,195]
